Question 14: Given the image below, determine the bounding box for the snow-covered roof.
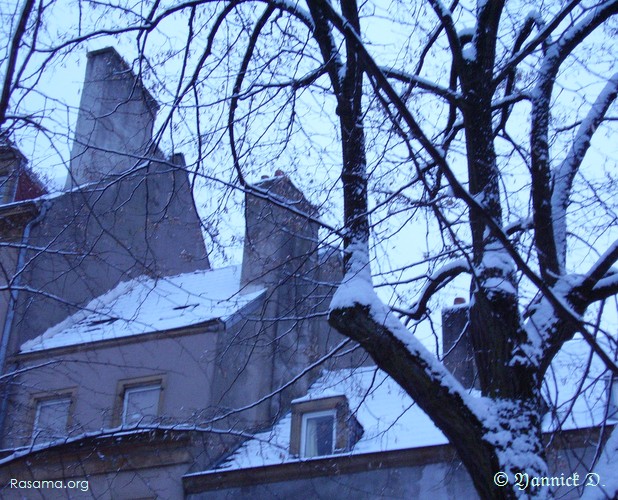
[215,366,449,471]
[542,337,611,431]
[212,337,611,472]
[20,266,264,353]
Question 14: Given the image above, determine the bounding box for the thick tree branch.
[305,1,344,98]
[403,260,471,320]
[312,0,618,382]
[552,73,618,266]
[425,0,465,74]
[580,240,618,297]
[589,272,618,302]
[530,0,618,281]
[329,301,497,499]
[474,0,504,74]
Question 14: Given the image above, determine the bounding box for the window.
[301,410,336,458]
[33,397,71,442]
[290,395,363,458]
[122,384,161,426]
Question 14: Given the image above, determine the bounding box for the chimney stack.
[241,173,317,288]
[442,299,477,388]
[66,47,159,188]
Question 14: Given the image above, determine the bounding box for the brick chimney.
[442,298,477,388]
[66,47,159,188]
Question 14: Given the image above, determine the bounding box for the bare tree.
[1,1,617,499]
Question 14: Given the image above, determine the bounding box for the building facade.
[0,48,613,499]
[0,47,346,499]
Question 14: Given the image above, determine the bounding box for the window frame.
[115,375,165,427]
[31,392,74,444]
[300,409,337,458]
[122,383,162,427]
[289,395,362,458]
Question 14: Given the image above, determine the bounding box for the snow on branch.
[540,1,618,84]
[530,1,618,281]
[552,73,618,264]
[402,259,471,320]
[315,0,616,378]
[328,243,495,480]
[504,217,534,236]
[581,239,618,297]
[424,0,468,74]
[590,272,618,302]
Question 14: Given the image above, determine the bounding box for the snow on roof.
[20,266,265,353]
[213,338,611,472]
[215,366,449,471]
[542,337,611,431]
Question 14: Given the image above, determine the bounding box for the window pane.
[123,385,160,426]
[303,413,335,457]
[33,398,71,441]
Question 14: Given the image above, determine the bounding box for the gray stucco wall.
[186,439,602,500]
[1,463,188,500]
[188,462,479,500]
[7,159,209,352]
[211,175,342,429]
[4,46,209,354]
[4,325,219,449]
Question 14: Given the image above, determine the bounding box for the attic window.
[301,410,336,457]
[290,395,363,458]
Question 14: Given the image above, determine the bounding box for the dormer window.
[290,395,363,458]
[301,410,336,458]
